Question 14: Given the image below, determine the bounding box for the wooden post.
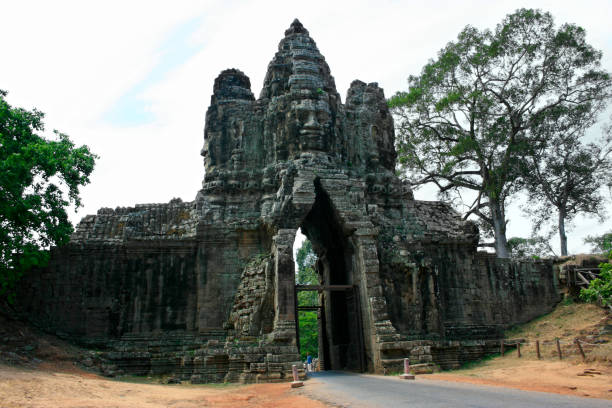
[556,339,562,360]
[575,340,586,362]
[517,342,521,358]
[536,340,541,359]
[500,340,505,356]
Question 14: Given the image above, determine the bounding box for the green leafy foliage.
[580,237,612,307]
[507,236,555,259]
[520,112,612,256]
[0,90,97,302]
[388,9,611,258]
[296,239,318,306]
[584,232,612,254]
[295,239,319,359]
[298,311,318,361]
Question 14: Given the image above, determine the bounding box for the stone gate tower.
[18,20,559,382]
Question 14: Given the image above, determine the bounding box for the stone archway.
[295,284,365,372]
[297,178,365,371]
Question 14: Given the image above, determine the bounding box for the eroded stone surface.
[17,19,560,381]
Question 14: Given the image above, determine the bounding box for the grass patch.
[113,375,160,384]
[504,302,605,342]
[455,353,500,371]
[113,375,239,388]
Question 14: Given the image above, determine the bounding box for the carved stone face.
[265,91,337,162]
[290,96,332,152]
[200,140,210,167]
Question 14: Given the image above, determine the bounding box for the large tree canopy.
[389,9,611,257]
[521,114,612,255]
[0,90,96,301]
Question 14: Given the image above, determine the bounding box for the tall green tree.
[0,90,96,302]
[296,239,318,306]
[521,113,612,255]
[389,9,611,258]
[298,311,318,360]
[295,238,319,359]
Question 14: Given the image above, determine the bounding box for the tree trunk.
[558,210,568,256]
[490,200,510,258]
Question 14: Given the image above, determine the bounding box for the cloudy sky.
[2,0,611,255]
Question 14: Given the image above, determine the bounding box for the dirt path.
[2,361,611,407]
[425,360,612,400]
[1,302,610,406]
[0,364,326,408]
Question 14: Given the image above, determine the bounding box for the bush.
[580,237,612,307]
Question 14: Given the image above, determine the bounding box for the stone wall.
[20,239,199,343]
[379,245,559,341]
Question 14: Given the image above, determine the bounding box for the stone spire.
[210,68,254,105]
[260,19,337,99]
[284,18,308,36]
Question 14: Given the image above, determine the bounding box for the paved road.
[299,371,610,408]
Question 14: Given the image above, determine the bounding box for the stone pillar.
[399,358,415,380]
[290,364,303,388]
[270,229,297,343]
[354,229,402,373]
[317,307,326,370]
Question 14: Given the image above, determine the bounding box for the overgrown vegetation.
[0,90,96,302]
[580,235,612,307]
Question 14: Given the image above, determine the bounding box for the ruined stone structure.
[17,20,560,381]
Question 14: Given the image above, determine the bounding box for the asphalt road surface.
[300,371,611,408]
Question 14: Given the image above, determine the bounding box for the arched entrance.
[295,179,366,372]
